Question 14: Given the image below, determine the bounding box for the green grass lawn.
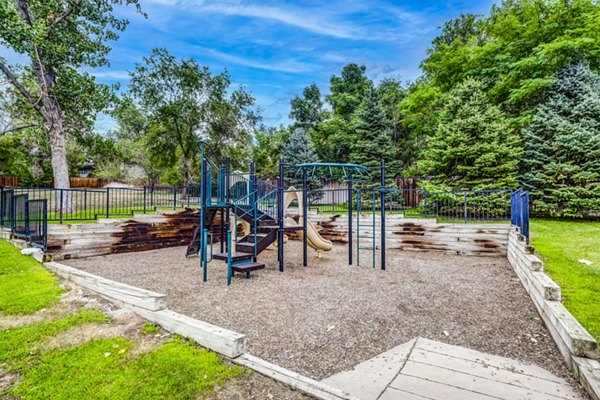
[0,239,246,399]
[12,336,245,400]
[0,240,64,314]
[530,219,600,341]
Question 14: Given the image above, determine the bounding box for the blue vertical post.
[356,189,361,266]
[203,228,209,281]
[380,160,386,271]
[200,143,207,282]
[278,157,284,272]
[372,189,376,268]
[302,167,308,267]
[250,161,257,261]
[227,230,232,286]
[225,157,231,254]
[348,170,353,266]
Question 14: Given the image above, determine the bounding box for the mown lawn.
[530,219,600,341]
[0,239,246,399]
[0,240,63,314]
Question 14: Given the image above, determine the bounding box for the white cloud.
[200,3,357,39]
[91,70,130,80]
[196,47,312,74]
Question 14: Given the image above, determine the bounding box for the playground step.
[235,242,256,253]
[240,233,269,243]
[231,262,265,274]
[212,251,253,262]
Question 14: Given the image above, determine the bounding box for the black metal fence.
[1,185,201,223]
[0,190,47,250]
[306,187,513,222]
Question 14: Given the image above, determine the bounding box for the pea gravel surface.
[64,242,582,392]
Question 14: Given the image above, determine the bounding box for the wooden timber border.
[47,210,511,260]
[507,227,600,400]
[1,236,355,399]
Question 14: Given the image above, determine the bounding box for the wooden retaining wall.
[47,209,219,260]
[507,227,600,400]
[48,210,511,260]
[297,214,510,257]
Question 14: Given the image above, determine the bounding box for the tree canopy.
[521,62,600,217]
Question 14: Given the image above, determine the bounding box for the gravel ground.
[65,242,581,390]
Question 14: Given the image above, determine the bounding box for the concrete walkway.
[322,338,584,400]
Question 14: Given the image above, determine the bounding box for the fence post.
[59,189,64,224]
[42,199,48,251]
[106,188,110,218]
[173,186,177,210]
[143,186,147,214]
[84,188,87,217]
[463,192,468,223]
[24,195,30,239]
[0,187,3,227]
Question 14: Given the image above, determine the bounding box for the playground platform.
[323,337,585,400]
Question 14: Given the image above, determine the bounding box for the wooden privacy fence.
[1,176,146,188]
[0,176,20,186]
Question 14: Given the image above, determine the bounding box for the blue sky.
[2,0,496,131]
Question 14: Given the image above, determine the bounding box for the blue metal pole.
[302,167,308,267]
[380,160,386,271]
[203,228,208,282]
[225,157,231,254]
[278,157,284,272]
[356,189,361,266]
[348,170,353,266]
[200,143,206,277]
[227,230,232,286]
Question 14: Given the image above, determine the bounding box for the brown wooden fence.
[1,176,146,188]
[0,176,20,186]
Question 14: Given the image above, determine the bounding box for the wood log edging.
[506,227,600,400]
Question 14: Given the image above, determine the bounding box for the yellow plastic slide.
[283,188,333,253]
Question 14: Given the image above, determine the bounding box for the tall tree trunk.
[182,155,191,200]
[39,69,72,213]
[45,100,70,189]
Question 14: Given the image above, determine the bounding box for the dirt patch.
[64,242,581,390]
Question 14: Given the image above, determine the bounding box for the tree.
[310,114,354,164]
[129,48,258,187]
[110,97,161,185]
[377,78,415,172]
[349,87,398,181]
[419,79,521,190]
[253,125,287,179]
[289,83,323,132]
[0,0,142,189]
[327,64,373,120]
[281,128,323,195]
[521,62,600,217]
[406,0,600,133]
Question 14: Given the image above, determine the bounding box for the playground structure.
[183,143,531,286]
[185,142,402,285]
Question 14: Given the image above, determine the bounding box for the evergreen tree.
[281,128,322,195]
[419,79,521,190]
[521,62,600,218]
[349,87,398,180]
